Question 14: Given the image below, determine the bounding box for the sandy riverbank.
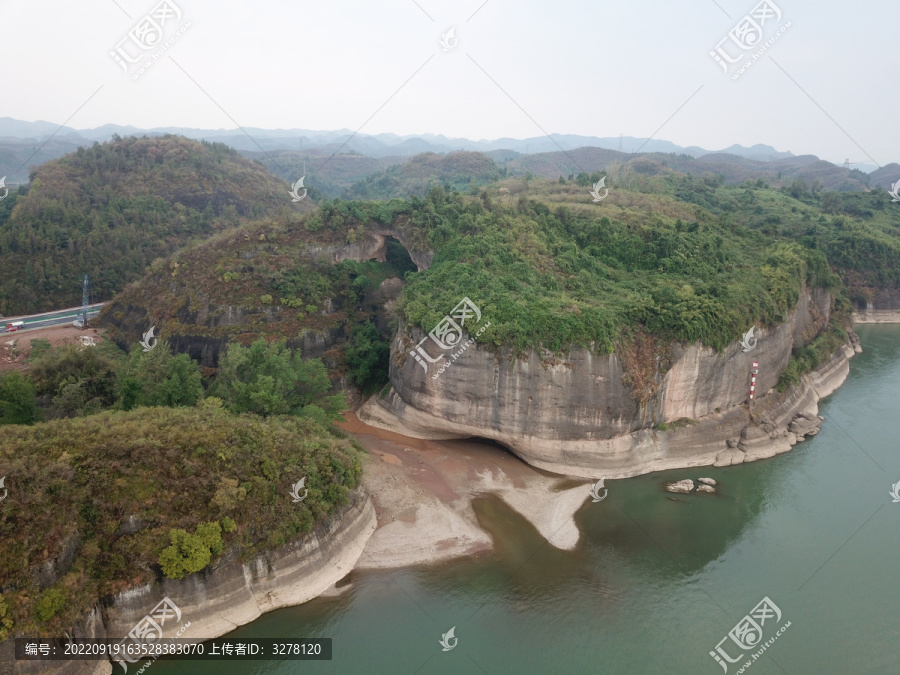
[339,413,593,569]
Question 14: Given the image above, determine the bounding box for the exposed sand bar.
[339,413,592,569]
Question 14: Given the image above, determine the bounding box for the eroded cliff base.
[359,342,857,480]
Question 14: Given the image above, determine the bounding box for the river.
[154,325,900,674]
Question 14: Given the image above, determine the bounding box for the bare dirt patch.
[0,326,107,373]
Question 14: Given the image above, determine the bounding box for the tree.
[30,346,118,418]
[117,346,203,410]
[0,371,39,425]
[211,339,345,419]
[345,322,390,394]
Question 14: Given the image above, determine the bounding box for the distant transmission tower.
[618,133,623,153]
[80,274,90,327]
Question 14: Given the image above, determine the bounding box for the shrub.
[30,345,118,417]
[158,521,223,579]
[198,396,224,409]
[0,407,362,636]
[34,588,66,623]
[0,371,39,425]
[211,477,247,512]
[28,339,52,361]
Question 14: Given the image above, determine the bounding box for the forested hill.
[0,135,305,315]
[342,151,502,200]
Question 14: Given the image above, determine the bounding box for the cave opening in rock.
[461,436,529,466]
[385,237,417,277]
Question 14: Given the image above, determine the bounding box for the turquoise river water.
[154,325,900,674]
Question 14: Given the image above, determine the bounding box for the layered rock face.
[360,288,856,477]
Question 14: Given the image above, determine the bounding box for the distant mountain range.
[0,117,894,192]
[0,116,806,178]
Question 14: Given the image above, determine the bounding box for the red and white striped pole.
[749,362,759,401]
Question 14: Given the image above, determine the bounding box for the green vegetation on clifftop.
[395,187,840,353]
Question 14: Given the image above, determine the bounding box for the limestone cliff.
[360,288,857,477]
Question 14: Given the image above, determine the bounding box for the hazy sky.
[1,0,896,166]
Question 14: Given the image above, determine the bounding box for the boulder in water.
[665,479,694,494]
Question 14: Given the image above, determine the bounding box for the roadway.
[3,303,105,333]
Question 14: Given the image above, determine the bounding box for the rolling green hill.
[0,135,308,315]
[103,168,900,367]
[245,149,406,199]
[342,151,503,200]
